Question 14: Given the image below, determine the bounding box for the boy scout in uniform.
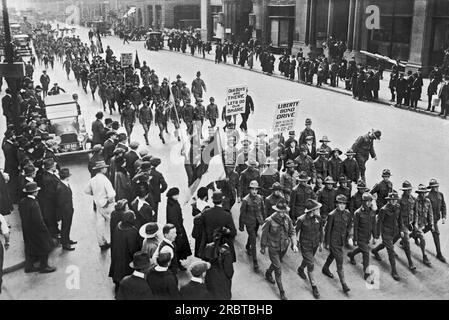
[426,179,447,263]
[239,181,265,273]
[260,199,297,300]
[412,184,434,267]
[322,194,352,293]
[397,181,417,273]
[289,171,317,223]
[347,192,376,282]
[296,199,324,299]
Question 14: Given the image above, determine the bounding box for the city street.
[1,24,449,300]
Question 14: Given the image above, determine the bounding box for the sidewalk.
[2,208,25,273]
[148,41,443,119]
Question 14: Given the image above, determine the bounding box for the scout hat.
[245,159,259,167]
[304,199,322,213]
[385,191,400,199]
[129,252,150,270]
[285,159,295,168]
[139,222,159,239]
[345,149,356,156]
[248,180,261,189]
[305,118,312,125]
[93,160,109,170]
[428,179,439,188]
[415,184,429,194]
[356,179,370,191]
[381,169,391,177]
[332,148,343,155]
[400,181,413,190]
[362,193,373,201]
[324,176,335,184]
[297,171,310,182]
[270,182,283,191]
[190,261,211,277]
[338,175,348,184]
[371,129,381,140]
[23,181,41,193]
[272,199,290,212]
[335,194,348,203]
[319,135,330,143]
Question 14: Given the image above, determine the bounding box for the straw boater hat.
[304,199,322,213]
[93,160,109,170]
[139,222,159,239]
[272,199,290,212]
[399,181,413,191]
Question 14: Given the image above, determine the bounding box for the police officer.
[322,194,351,293]
[426,179,447,263]
[260,199,297,300]
[351,130,381,182]
[239,181,265,272]
[289,171,316,223]
[296,199,324,299]
[347,192,376,282]
[372,191,403,280]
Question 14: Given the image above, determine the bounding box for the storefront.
[268,4,294,51]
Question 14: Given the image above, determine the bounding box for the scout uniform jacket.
[414,197,434,230]
[399,195,415,231]
[289,184,317,221]
[376,203,401,240]
[427,191,446,221]
[296,213,323,248]
[261,212,295,252]
[325,208,352,247]
[239,194,265,229]
[353,206,376,243]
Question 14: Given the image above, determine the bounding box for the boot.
[423,255,432,267]
[265,270,275,284]
[312,285,320,299]
[433,233,446,262]
[372,249,382,261]
[347,252,356,265]
[391,272,400,281]
[322,267,334,279]
[436,253,446,263]
[342,283,350,293]
[364,273,374,284]
[297,266,307,280]
[280,290,287,300]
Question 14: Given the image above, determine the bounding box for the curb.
[137,42,445,120]
[3,261,25,274]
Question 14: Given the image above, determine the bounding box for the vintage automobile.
[13,34,32,56]
[45,94,90,156]
[145,31,162,51]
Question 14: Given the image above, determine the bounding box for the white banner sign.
[272,100,300,133]
[120,53,133,67]
[226,85,247,116]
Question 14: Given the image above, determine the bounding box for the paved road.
[1,23,449,300]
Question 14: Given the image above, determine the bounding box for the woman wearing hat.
[166,187,192,271]
[204,227,235,300]
[139,222,160,269]
[260,199,297,300]
[109,210,141,294]
[322,194,351,293]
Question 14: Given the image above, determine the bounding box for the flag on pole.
[134,50,140,69]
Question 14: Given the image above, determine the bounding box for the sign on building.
[120,53,133,68]
[272,100,300,133]
[225,85,247,116]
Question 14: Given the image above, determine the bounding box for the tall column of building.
[327,0,335,38]
[351,0,363,60]
[252,0,267,43]
[346,0,356,51]
[152,5,157,28]
[223,0,238,40]
[161,3,166,28]
[201,0,211,41]
[406,0,432,74]
[308,0,317,49]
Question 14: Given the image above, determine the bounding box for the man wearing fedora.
[264,182,285,217]
[37,158,61,239]
[298,118,316,149]
[347,192,377,281]
[322,194,352,293]
[116,251,153,300]
[412,184,434,267]
[426,179,446,263]
[296,199,324,299]
[317,176,337,222]
[397,181,418,272]
[103,131,118,165]
[351,130,381,182]
[294,145,316,184]
[149,158,167,218]
[261,199,297,300]
[19,182,56,273]
[239,180,265,272]
[238,159,260,200]
[303,135,316,160]
[19,164,38,200]
[56,168,77,251]
[84,160,116,250]
[180,260,211,300]
[372,191,404,280]
[289,171,317,223]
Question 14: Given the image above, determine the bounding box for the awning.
[123,7,136,18]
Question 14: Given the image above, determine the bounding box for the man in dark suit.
[2,130,19,203]
[240,89,254,132]
[124,141,140,178]
[199,191,237,261]
[438,76,449,119]
[36,158,60,238]
[116,251,153,300]
[149,157,167,218]
[103,131,117,165]
[56,168,77,251]
[2,88,14,125]
[180,261,211,300]
[91,111,105,146]
[19,182,56,273]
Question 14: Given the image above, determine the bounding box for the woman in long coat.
[166,188,192,269]
[114,156,132,202]
[0,170,13,217]
[109,210,141,294]
[204,227,234,300]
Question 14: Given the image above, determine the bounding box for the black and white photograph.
[0,0,449,309]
